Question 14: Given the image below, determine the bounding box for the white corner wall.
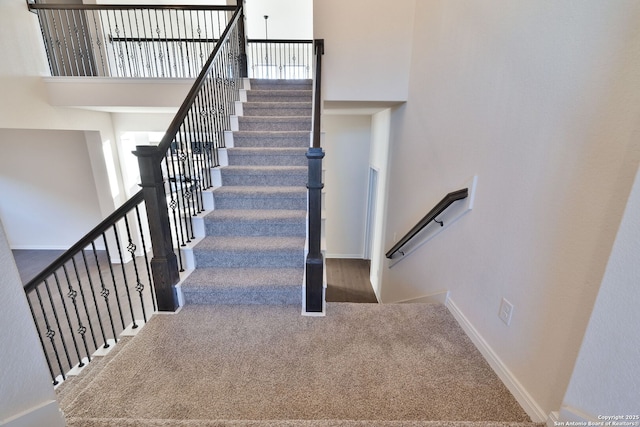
[381,0,640,418]
[0,129,104,249]
[313,0,415,102]
[560,164,640,419]
[0,219,65,427]
[323,115,372,258]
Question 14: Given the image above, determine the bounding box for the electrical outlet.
[498,298,514,326]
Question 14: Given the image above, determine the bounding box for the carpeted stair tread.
[246,90,312,103]
[226,148,307,166]
[181,267,302,305]
[204,209,306,237]
[237,116,312,132]
[220,166,307,187]
[193,236,305,268]
[182,267,302,289]
[212,186,307,210]
[231,131,310,148]
[242,102,312,117]
[65,419,544,427]
[194,235,305,251]
[249,78,313,91]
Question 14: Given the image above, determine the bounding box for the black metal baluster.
[52,271,83,370]
[178,124,197,238]
[112,223,138,329]
[90,10,108,76]
[102,232,126,330]
[133,9,146,77]
[153,10,165,77]
[123,215,148,323]
[52,10,69,75]
[34,286,66,383]
[62,264,91,366]
[43,278,73,372]
[69,9,86,76]
[135,205,157,311]
[170,137,190,247]
[70,255,99,350]
[90,241,118,343]
[26,293,58,385]
[146,9,160,78]
[80,249,109,349]
[184,107,203,215]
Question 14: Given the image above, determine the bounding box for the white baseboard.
[446,298,547,422]
[389,290,449,305]
[558,405,599,423]
[0,400,65,427]
[325,253,364,259]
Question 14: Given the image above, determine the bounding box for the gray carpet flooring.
[60,303,535,426]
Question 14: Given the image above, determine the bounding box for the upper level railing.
[247,39,313,79]
[23,191,156,385]
[28,3,236,78]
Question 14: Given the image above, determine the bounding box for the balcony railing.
[28,3,237,78]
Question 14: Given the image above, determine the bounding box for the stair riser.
[205,221,306,237]
[237,118,311,132]
[194,250,304,268]
[221,173,307,187]
[227,153,308,166]
[182,288,300,305]
[232,135,309,148]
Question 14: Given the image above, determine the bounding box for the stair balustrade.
[23,191,156,386]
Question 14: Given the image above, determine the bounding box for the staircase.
[180,79,313,308]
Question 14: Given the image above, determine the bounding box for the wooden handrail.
[386,188,468,259]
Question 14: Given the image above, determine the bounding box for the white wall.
[368,109,392,300]
[0,219,65,427]
[381,0,640,418]
[313,0,415,102]
[323,115,372,258]
[245,0,312,39]
[0,129,104,249]
[559,164,640,419]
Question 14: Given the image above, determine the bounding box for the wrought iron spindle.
[135,205,157,311]
[62,263,92,365]
[80,249,109,349]
[102,232,127,330]
[123,215,148,323]
[90,241,118,342]
[26,293,58,385]
[52,271,83,369]
[43,278,73,372]
[34,286,66,383]
[111,223,138,329]
[70,256,99,349]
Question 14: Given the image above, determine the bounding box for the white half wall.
[323,115,372,259]
[0,219,65,427]
[313,0,415,102]
[381,0,640,418]
[0,129,104,249]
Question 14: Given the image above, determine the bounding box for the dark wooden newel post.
[134,145,180,312]
[238,6,248,78]
[306,147,325,313]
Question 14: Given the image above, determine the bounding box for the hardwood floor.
[325,258,378,303]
